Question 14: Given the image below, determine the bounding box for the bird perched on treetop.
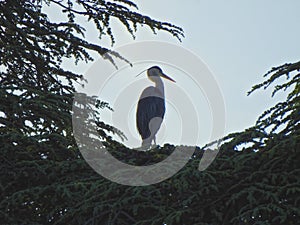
[136,66,175,150]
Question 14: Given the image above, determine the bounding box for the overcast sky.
[47,1,300,148]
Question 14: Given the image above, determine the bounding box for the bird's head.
[147,66,176,83]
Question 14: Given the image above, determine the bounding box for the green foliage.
[1,0,299,224]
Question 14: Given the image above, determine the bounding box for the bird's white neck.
[152,76,164,96]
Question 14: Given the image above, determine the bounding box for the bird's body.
[136,86,165,146]
[136,66,175,149]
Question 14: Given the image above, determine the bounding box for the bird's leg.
[149,136,158,150]
[141,138,151,151]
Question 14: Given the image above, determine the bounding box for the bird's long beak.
[160,73,176,83]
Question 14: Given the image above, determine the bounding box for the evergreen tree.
[0,0,183,223]
[1,1,299,224]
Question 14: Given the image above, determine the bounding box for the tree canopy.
[0,1,299,224]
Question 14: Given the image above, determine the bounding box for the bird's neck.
[154,77,164,96]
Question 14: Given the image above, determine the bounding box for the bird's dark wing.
[136,87,165,140]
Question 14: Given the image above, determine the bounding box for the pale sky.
[46,1,300,148]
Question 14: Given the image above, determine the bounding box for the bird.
[136,66,175,149]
